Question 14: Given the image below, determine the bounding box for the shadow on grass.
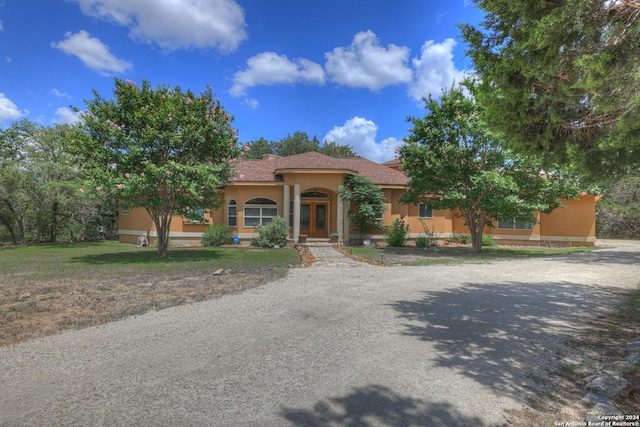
[388,281,625,399]
[70,248,225,265]
[281,384,494,427]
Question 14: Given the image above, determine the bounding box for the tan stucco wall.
[117,180,598,246]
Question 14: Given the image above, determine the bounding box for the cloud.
[0,93,28,122]
[52,30,132,76]
[408,38,466,102]
[53,107,81,125]
[230,52,325,97]
[51,88,71,99]
[323,116,402,163]
[0,21,4,32]
[74,0,247,52]
[325,30,413,91]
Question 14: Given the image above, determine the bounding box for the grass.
[0,241,300,346]
[346,244,599,266]
[0,241,299,284]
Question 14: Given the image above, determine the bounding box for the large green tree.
[399,81,579,253]
[73,79,244,258]
[460,0,640,176]
[0,120,106,243]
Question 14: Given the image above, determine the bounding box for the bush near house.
[384,219,410,247]
[201,224,233,247]
[252,216,288,248]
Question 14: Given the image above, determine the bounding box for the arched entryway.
[300,190,329,238]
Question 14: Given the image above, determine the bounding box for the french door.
[300,202,328,237]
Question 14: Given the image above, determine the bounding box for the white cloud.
[325,30,413,91]
[54,107,81,125]
[0,93,28,122]
[52,30,132,76]
[75,0,247,52]
[0,21,4,32]
[51,88,71,99]
[323,116,402,163]
[230,52,325,97]
[6,56,11,63]
[408,38,466,102]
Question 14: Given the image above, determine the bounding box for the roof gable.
[235,152,408,186]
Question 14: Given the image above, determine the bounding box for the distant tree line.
[242,131,358,159]
[0,119,118,244]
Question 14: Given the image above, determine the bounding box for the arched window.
[244,198,278,227]
[227,199,237,227]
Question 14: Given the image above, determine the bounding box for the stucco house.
[117,151,598,246]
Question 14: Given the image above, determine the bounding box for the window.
[418,203,433,218]
[301,191,328,198]
[244,198,278,227]
[122,208,129,216]
[497,218,533,230]
[186,206,206,223]
[228,200,237,227]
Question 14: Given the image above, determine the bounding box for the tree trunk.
[151,211,172,259]
[0,213,17,244]
[50,201,59,243]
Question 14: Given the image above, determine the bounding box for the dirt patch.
[0,269,285,347]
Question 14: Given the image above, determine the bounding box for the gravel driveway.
[1,241,640,426]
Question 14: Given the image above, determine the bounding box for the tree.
[73,78,244,258]
[398,81,579,253]
[244,132,358,158]
[0,120,105,244]
[318,141,358,158]
[243,137,275,159]
[460,0,640,176]
[596,172,640,238]
[337,175,386,242]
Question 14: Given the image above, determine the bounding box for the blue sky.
[0,0,483,163]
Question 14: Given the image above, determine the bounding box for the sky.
[0,0,484,163]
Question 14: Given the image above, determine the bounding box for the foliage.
[201,224,233,247]
[252,215,288,248]
[384,219,410,247]
[460,0,640,176]
[398,80,579,253]
[415,236,429,248]
[337,175,386,240]
[457,234,471,245]
[482,235,496,247]
[0,119,116,244]
[244,131,358,159]
[596,172,640,238]
[72,78,245,258]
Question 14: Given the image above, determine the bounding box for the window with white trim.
[418,203,433,218]
[497,218,533,230]
[228,199,237,227]
[244,198,278,227]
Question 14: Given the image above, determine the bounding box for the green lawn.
[347,244,599,266]
[0,241,300,285]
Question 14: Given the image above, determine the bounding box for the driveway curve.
[1,241,639,426]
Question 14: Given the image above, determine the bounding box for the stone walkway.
[305,244,373,268]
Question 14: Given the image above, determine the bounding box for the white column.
[343,197,350,244]
[283,185,290,238]
[337,186,344,244]
[293,184,301,243]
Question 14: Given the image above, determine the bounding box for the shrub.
[252,216,288,248]
[201,224,233,247]
[384,219,409,247]
[457,233,471,244]
[415,236,429,248]
[482,235,496,246]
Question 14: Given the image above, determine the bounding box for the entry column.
[293,184,301,243]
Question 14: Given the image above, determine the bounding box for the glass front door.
[300,202,328,237]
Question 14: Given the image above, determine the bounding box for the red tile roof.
[235,152,408,186]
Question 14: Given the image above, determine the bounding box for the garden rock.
[625,352,640,365]
[580,393,616,407]
[585,372,630,399]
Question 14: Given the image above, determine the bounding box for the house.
[117,151,598,246]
